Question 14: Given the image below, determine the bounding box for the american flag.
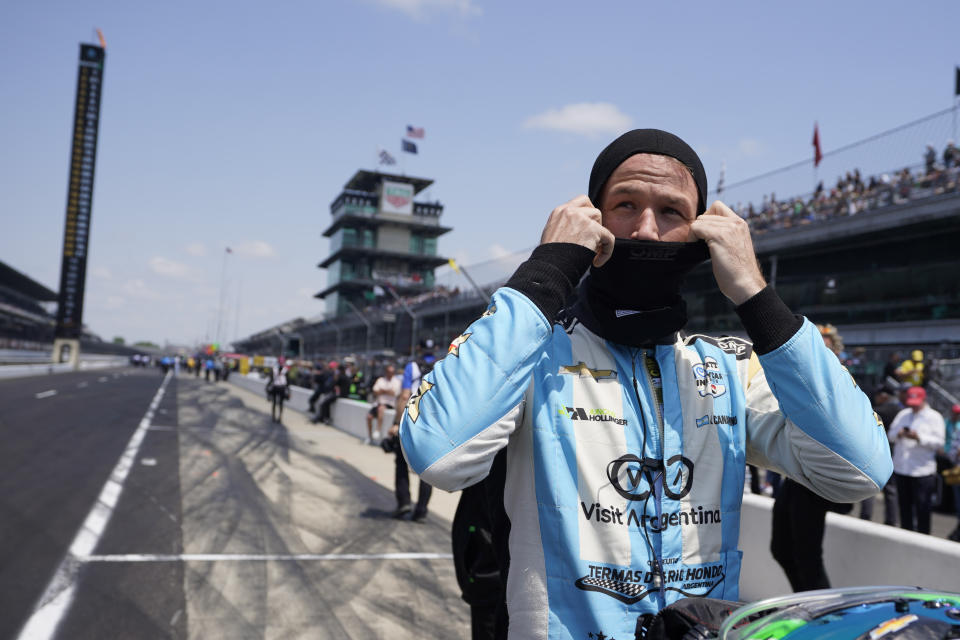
[406,125,425,139]
[379,149,397,165]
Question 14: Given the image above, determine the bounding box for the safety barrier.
[0,355,129,379]
[736,494,960,600]
[229,373,396,439]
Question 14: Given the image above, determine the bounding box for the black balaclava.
[580,129,710,346]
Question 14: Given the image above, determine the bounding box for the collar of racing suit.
[574,239,709,347]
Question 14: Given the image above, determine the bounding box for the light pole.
[215,247,232,349]
[381,284,417,357]
[343,298,373,355]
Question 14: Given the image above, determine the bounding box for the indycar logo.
[405,379,434,423]
[692,357,726,398]
[560,361,617,381]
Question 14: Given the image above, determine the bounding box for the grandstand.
[234,113,960,401]
[0,259,58,349]
[0,259,143,360]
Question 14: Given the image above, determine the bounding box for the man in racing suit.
[399,129,893,640]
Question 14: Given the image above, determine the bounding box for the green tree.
[112,336,125,345]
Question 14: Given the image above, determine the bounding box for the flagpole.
[954,66,959,143]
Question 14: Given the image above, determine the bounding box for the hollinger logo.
[385,185,411,209]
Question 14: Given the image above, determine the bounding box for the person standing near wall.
[388,340,436,521]
[888,386,945,534]
[365,364,400,445]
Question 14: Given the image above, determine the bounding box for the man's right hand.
[540,195,616,267]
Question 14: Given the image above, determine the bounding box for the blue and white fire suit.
[399,247,892,640]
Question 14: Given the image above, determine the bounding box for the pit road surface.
[0,367,469,639]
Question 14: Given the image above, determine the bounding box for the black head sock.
[588,129,708,214]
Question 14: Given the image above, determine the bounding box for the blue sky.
[2,0,958,347]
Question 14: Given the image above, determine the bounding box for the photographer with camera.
[386,339,437,521]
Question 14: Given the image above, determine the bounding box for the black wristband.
[734,285,803,355]
[505,243,595,321]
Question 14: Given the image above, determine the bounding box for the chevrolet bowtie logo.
[560,362,617,381]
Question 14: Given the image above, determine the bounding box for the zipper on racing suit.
[632,348,667,607]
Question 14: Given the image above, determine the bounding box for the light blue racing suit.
[400,248,892,640]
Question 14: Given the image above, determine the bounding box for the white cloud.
[488,243,512,260]
[233,241,276,258]
[105,295,124,310]
[149,256,192,279]
[371,0,481,19]
[122,279,164,300]
[523,103,632,137]
[738,138,763,157]
[90,266,112,280]
[185,242,206,257]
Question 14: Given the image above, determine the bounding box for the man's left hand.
[689,201,767,305]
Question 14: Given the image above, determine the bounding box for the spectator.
[346,368,366,400]
[452,466,505,640]
[945,140,959,169]
[925,144,937,174]
[365,364,400,445]
[771,323,854,592]
[873,384,903,526]
[883,351,903,384]
[888,386,946,534]
[946,404,960,457]
[266,358,291,424]
[896,350,926,387]
[307,361,329,415]
[947,405,960,542]
[311,361,340,425]
[944,404,960,542]
[388,339,436,522]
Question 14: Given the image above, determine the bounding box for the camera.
[380,434,400,454]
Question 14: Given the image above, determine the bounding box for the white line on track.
[16,372,172,640]
[97,376,108,383]
[77,382,88,389]
[82,552,454,562]
[35,390,57,399]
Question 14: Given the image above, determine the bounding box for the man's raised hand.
[689,201,767,305]
[540,195,616,267]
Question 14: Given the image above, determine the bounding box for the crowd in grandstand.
[376,284,461,314]
[737,140,960,234]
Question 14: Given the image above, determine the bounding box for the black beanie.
[588,129,708,215]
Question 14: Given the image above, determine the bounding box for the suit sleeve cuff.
[505,243,594,321]
[735,285,804,355]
